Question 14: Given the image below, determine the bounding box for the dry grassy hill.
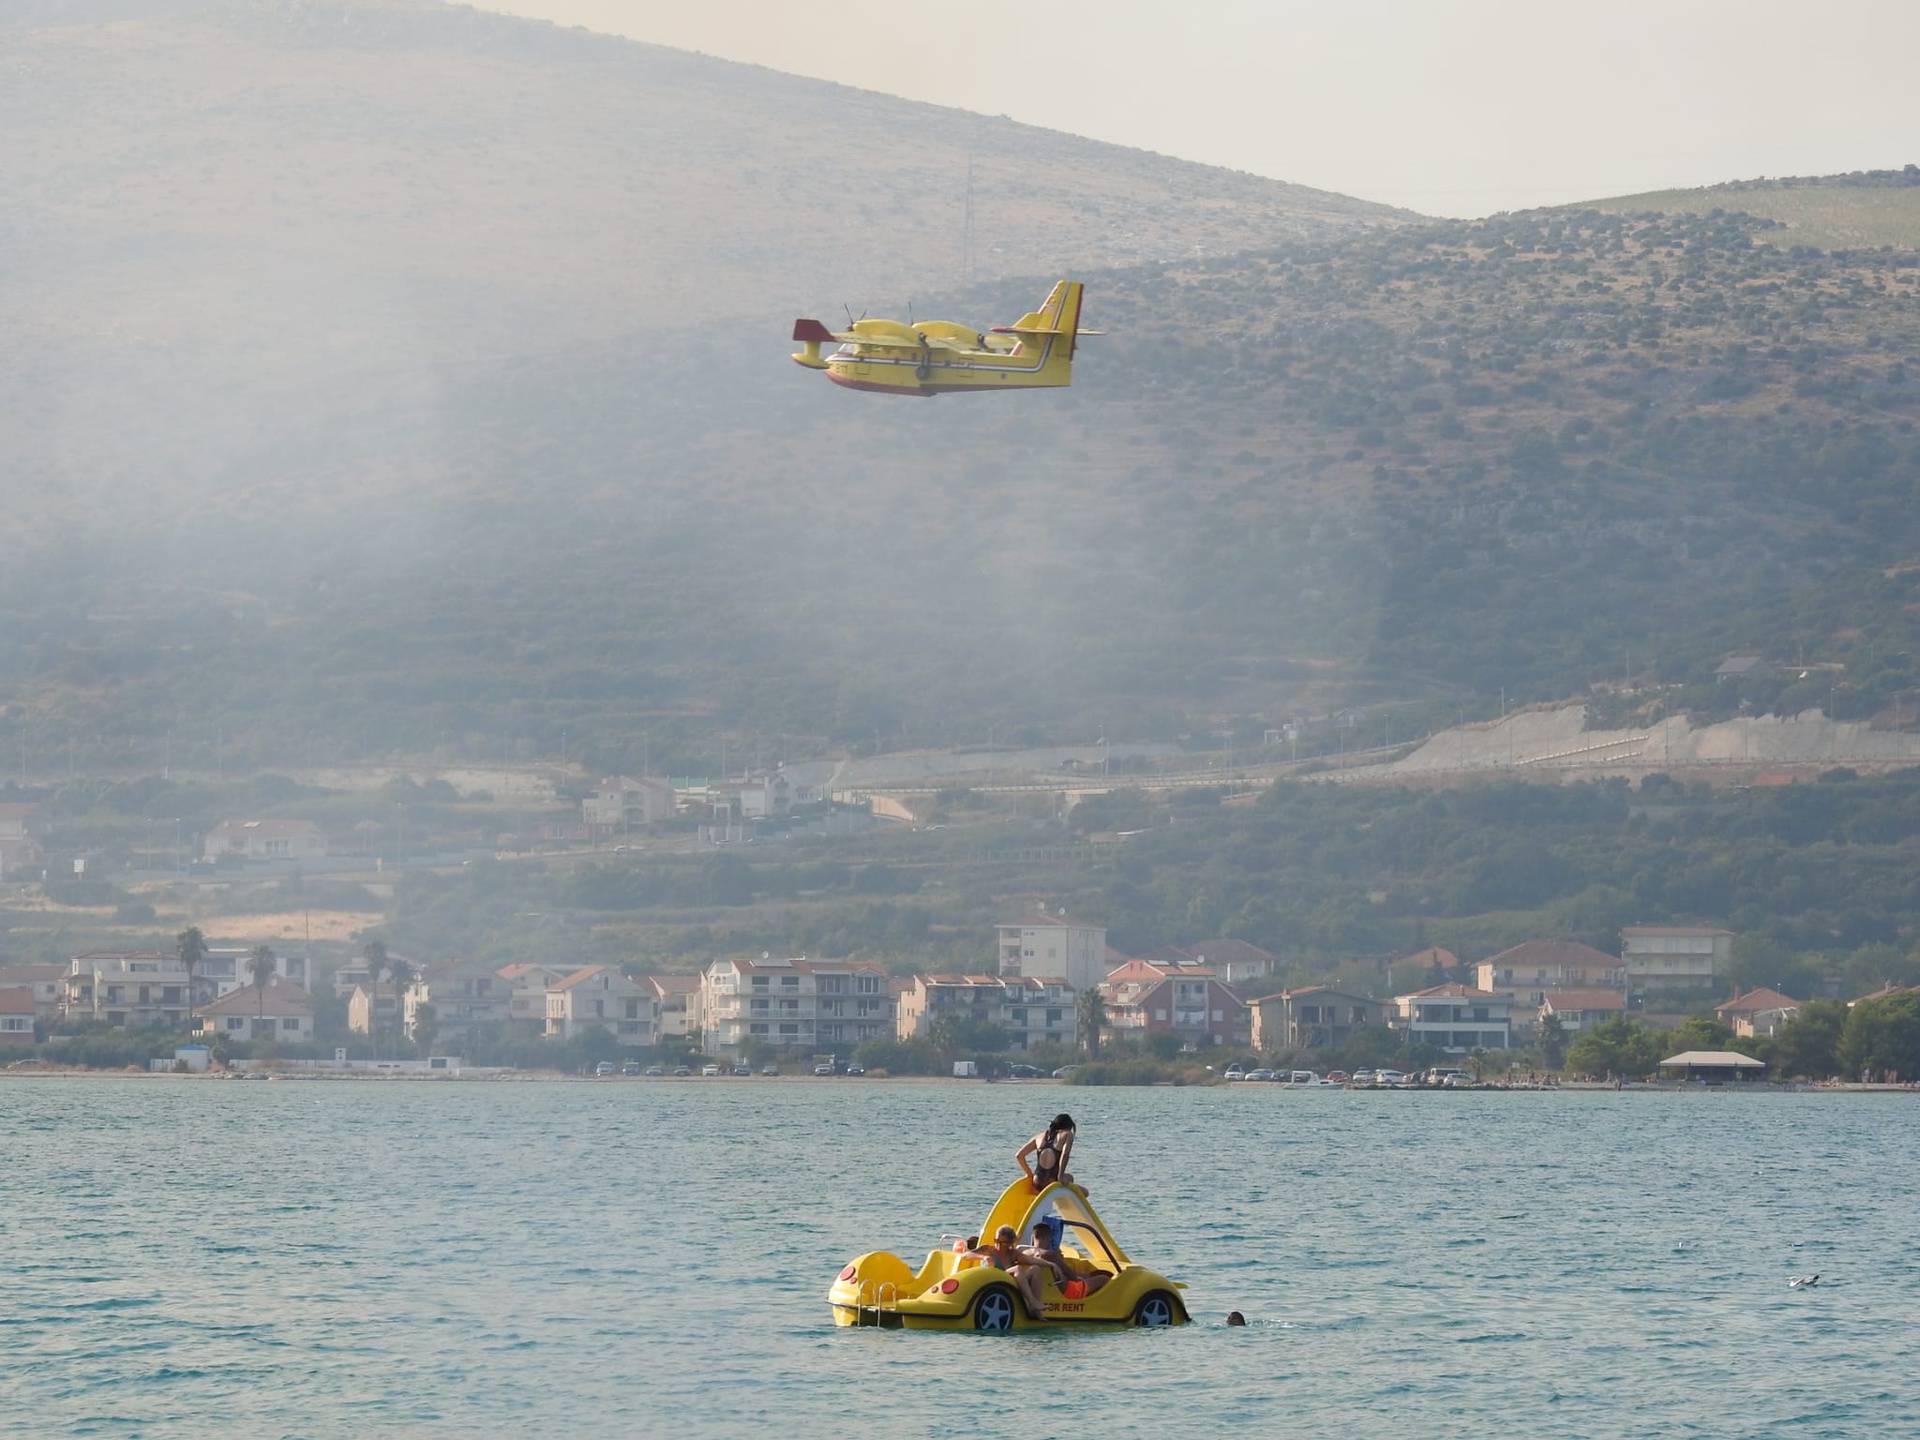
[1580,167,1920,250]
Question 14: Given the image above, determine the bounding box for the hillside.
[1581,167,1920,250]
[6,5,1920,778]
[0,0,1406,530]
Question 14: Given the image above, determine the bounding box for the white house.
[583,776,675,836]
[545,966,656,1047]
[195,977,315,1044]
[1391,984,1512,1053]
[498,962,575,1025]
[996,911,1108,991]
[200,948,311,999]
[202,819,329,863]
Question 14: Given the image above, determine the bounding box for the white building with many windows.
[1391,984,1512,1053]
[996,912,1108,991]
[895,974,1076,1052]
[1622,925,1733,998]
[545,966,656,1047]
[701,956,892,1057]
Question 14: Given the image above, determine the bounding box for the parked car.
[700,1063,721,1077]
[1223,1065,1246,1081]
[643,1064,664,1077]
[732,1064,751,1076]
[760,1064,779,1076]
[844,1063,866,1077]
[672,1065,691,1076]
[1325,1070,1350,1085]
[1052,1065,1079,1079]
[1004,1062,1045,1079]
[620,1061,643,1076]
[1375,1069,1407,1087]
[813,1062,836,1076]
[593,1061,616,1077]
[1443,1072,1477,1088]
[1244,1067,1276,1082]
[1350,1069,1377,1087]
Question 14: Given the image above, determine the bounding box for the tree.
[1537,1012,1568,1071]
[929,1012,1007,1055]
[383,953,416,1058]
[1770,999,1846,1078]
[1565,1017,1666,1079]
[247,944,275,1022]
[361,938,389,1056]
[1077,988,1107,1055]
[1669,1016,1735,1053]
[176,926,209,1029]
[411,1001,439,1057]
[1838,991,1920,1080]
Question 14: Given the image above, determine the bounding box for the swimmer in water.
[1789,1274,1820,1289]
[1226,1311,1247,1326]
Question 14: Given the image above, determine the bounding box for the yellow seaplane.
[790,280,1093,396]
[827,1178,1189,1330]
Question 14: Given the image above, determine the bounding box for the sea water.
[2,1078,1915,1439]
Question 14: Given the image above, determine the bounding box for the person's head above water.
[1226,1311,1247,1327]
[1049,1113,1076,1134]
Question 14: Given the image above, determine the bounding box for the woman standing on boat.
[1016,1113,1077,1191]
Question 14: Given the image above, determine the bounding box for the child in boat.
[1015,1113,1077,1192]
[1022,1220,1110,1299]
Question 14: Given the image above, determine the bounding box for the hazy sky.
[468,0,1918,215]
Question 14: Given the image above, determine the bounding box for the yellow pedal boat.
[828,1178,1189,1331]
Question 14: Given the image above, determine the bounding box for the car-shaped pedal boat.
[828,1178,1189,1330]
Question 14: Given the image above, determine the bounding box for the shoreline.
[2,1068,1914,1092]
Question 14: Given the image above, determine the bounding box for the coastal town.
[5,904,1913,1084]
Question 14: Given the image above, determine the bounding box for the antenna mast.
[962,153,975,285]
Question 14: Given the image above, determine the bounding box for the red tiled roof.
[0,964,65,983]
[552,965,613,992]
[1484,940,1619,969]
[642,974,700,995]
[196,977,313,1019]
[1852,982,1920,1004]
[1540,988,1626,1013]
[1715,987,1801,1015]
[0,986,35,1016]
[1403,983,1501,999]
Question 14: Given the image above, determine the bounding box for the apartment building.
[997,912,1109,990]
[1538,988,1626,1032]
[63,951,195,1029]
[896,974,1076,1052]
[640,975,703,1039]
[1622,925,1733,998]
[1391,984,1512,1053]
[406,960,514,1049]
[1099,958,1249,1049]
[347,983,402,1037]
[544,965,655,1046]
[1475,940,1624,1010]
[701,956,892,1057]
[1247,987,1385,1052]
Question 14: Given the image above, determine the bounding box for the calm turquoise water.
[3,1079,1916,1439]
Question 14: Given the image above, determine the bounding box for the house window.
[749,1023,769,1035]
[281,1017,301,1033]
[226,1018,245,1031]
[1046,1009,1062,1024]
[779,1023,799,1036]
[752,976,770,990]
[780,976,799,989]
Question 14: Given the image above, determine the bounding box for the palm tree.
[247,944,276,1025]
[1077,988,1107,1056]
[383,953,416,1057]
[177,926,209,1031]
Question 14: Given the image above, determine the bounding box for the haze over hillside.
[6,0,1920,785]
[1582,166,1920,251]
